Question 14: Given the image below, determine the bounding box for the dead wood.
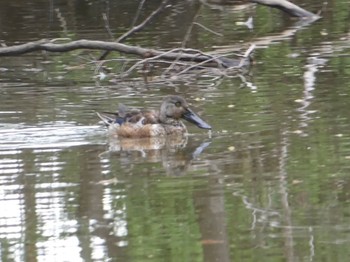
[250,0,320,19]
[0,39,251,69]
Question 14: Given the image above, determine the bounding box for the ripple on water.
[0,123,104,150]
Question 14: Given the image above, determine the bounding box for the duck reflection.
[104,135,211,176]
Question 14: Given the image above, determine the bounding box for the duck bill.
[182,109,211,129]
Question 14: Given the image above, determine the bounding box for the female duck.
[97,95,211,138]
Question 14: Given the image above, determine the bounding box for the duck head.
[159,95,211,129]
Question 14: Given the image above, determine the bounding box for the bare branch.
[117,0,171,43]
[0,39,249,69]
[102,13,114,39]
[99,0,171,60]
[193,22,223,37]
[131,0,148,27]
[238,44,255,67]
[182,4,202,48]
[250,0,320,19]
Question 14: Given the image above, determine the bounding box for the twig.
[182,5,202,48]
[120,48,207,78]
[193,22,223,37]
[102,13,114,40]
[55,8,68,35]
[131,0,147,27]
[117,0,170,42]
[238,44,255,67]
[98,0,171,60]
[164,5,203,78]
[174,53,232,76]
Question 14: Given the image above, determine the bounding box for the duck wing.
[97,105,160,126]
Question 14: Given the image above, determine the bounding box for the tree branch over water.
[0,39,252,69]
[250,0,320,19]
[0,0,321,84]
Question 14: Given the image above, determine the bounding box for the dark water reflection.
[2,0,350,261]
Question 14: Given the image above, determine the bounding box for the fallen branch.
[250,0,320,19]
[0,39,251,69]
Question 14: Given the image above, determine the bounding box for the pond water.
[1,0,350,261]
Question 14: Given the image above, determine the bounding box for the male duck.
[97,95,211,138]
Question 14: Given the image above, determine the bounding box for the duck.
[97,95,211,138]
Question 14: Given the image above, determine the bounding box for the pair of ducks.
[97,95,211,138]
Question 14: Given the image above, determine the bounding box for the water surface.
[1,0,350,261]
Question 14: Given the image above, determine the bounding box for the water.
[1,0,350,261]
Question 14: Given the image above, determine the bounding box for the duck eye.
[175,101,181,107]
